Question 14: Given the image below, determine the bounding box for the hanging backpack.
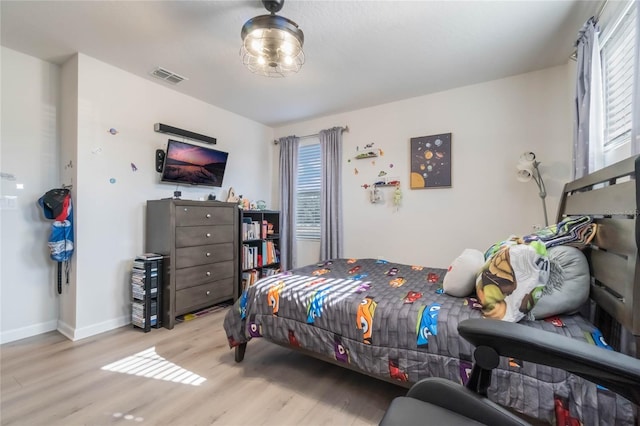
[38,188,74,294]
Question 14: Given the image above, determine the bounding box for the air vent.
[150,67,188,85]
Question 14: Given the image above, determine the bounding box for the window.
[296,142,321,239]
[600,3,637,166]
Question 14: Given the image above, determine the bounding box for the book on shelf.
[262,241,267,265]
[241,270,260,290]
[262,267,280,277]
[242,218,262,241]
[136,253,163,260]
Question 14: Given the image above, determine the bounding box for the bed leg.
[235,343,247,362]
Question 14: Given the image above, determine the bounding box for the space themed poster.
[410,133,451,189]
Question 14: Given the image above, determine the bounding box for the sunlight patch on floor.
[112,412,144,422]
[101,347,206,386]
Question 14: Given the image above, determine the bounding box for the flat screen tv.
[160,139,228,187]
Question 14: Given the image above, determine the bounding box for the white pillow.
[443,249,485,297]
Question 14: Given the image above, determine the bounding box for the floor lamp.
[517,152,549,227]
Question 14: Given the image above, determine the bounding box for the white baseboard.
[2,316,131,344]
[56,319,75,341]
[60,315,130,341]
[0,320,58,344]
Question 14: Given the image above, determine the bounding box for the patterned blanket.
[476,216,597,322]
[223,258,634,425]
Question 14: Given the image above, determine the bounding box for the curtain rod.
[569,0,609,61]
[595,0,609,22]
[273,125,349,145]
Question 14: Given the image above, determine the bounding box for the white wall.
[63,53,274,339]
[0,47,573,342]
[58,54,79,337]
[1,47,61,343]
[275,65,573,268]
[2,49,274,343]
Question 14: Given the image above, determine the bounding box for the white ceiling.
[0,0,600,127]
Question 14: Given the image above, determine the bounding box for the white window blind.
[296,143,321,239]
[601,4,636,155]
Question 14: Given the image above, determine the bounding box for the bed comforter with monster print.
[223,258,635,425]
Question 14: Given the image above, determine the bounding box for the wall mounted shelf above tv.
[154,123,216,145]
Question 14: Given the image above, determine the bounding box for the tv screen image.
[161,139,228,187]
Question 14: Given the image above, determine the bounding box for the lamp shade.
[516,151,536,182]
[516,165,533,182]
[240,12,304,77]
[519,152,536,164]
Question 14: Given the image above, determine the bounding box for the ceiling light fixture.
[240,0,304,77]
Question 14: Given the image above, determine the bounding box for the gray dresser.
[145,200,239,329]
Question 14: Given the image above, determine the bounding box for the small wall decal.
[109,178,116,184]
[354,168,359,175]
[64,160,73,169]
[108,128,119,135]
[131,163,138,172]
[0,172,16,181]
[92,147,103,154]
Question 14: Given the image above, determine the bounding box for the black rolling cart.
[131,254,163,332]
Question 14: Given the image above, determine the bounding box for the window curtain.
[574,17,604,179]
[319,127,344,261]
[632,2,640,156]
[278,136,299,271]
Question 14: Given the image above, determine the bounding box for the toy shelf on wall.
[354,151,378,159]
[372,179,400,187]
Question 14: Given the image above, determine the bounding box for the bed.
[224,155,640,425]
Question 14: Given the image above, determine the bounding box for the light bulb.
[251,40,262,52]
[284,56,293,65]
[257,56,266,65]
[281,42,292,55]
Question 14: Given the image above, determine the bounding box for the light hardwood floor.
[1,307,405,425]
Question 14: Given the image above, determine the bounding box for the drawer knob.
[206,290,211,296]
[206,233,211,238]
[206,252,211,257]
[206,271,211,276]
[206,213,211,218]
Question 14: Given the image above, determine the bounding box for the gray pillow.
[531,245,590,319]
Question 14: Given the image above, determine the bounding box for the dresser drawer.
[175,278,234,315]
[175,205,235,227]
[175,225,234,248]
[176,243,234,269]
[175,261,235,290]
